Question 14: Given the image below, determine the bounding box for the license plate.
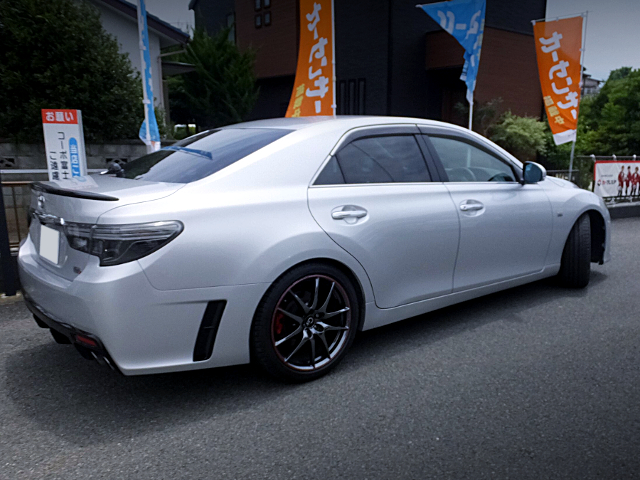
[40,225,60,264]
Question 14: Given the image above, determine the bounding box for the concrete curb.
[0,291,23,306]
[607,202,640,219]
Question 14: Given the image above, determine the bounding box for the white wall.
[89,2,164,109]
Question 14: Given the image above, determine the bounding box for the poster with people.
[594,161,640,198]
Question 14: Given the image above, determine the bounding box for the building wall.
[387,0,435,117]
[485,0,546,35]
[334,0,390,115]
[236,0,298,78]
[192,0,236,38]
[193,0,546,122]
[248,76,296,120]
[475,28,543,118]
[89,2,164,108]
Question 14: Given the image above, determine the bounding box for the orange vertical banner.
[285,0,335,118]
[533,16,584,145]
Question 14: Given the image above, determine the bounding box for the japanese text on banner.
[533,16,583,146]
[286,0,334,117]
[41,109,88,182]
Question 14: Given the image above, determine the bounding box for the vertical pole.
[0,171,17,297]
[568,139,576,183]
[331,0,337,117]
[468,98,474,130]
[571,11,588,185]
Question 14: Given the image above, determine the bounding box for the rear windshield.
[121,128,292,183]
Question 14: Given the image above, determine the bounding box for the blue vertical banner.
[137,0,161,150]
[419,0,485,104]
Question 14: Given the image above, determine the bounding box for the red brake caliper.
[274,312,284,336]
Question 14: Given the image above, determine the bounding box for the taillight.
[64,221,183,266]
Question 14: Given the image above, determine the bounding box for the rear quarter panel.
[97,128,375,304]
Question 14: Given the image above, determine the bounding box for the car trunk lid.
[28,175,184,281]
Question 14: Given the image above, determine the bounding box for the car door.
[307,125,459,309]
[420,127,553,292]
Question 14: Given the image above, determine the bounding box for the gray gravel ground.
[1,218,640,480]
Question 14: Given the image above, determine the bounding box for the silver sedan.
[18,116,611,382]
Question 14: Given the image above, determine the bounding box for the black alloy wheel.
[251,263,359,382]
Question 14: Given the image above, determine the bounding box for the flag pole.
[468,98,473,130]
[568,11,588,183]
[331,0,337,117]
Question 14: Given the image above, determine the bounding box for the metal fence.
[1,169,104,251]
[2,181,31,251]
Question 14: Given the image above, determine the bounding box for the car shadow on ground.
[4,271,607,446]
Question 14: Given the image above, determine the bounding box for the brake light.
[75,334,98,348]
[64,221,183,266]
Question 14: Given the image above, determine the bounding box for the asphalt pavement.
[1,218,640,479]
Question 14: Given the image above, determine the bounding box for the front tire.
[251,263,360,382]
[558,213,591,288]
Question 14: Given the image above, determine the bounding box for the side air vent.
[193,301,227,362]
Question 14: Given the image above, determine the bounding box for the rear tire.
[558,213,591,288]
[251,263,360,383]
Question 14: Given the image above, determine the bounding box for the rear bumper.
[18,235,270,375]
[24,293,120,372]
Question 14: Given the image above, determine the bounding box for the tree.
[489,112,548,162]
[455,98,504,136]
[0,0,143,142]
[578,67,640,155]
[168,28,259,130]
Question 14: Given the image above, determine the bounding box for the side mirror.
[523,162,546,184]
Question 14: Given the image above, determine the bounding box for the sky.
[143,0,195,35]
[546,0,640,81]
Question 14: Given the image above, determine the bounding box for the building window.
[255,14,262,28]
[264,0,271,7]
[264,11,271,26]
[227,13,236,43]
[337,78,366,115]
[255,0,261,11]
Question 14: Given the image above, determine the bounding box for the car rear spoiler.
[31,182,119,201]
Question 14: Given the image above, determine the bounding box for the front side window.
[121,128,291,184]
[315,135,431,185]
[429,136,516,182]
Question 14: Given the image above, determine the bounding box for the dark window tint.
[429,136,516,182]
[315,157,345,185]
[334,135,430,184]
[122,128,291,184]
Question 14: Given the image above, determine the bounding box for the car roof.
[221,115,470,133]
[219,116,523,168]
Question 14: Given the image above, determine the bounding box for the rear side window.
[315,135,431,185]
[429,136,516,182]
[122,128,292,183]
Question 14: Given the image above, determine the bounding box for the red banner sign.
[533,16,584,145]
[41,109,79,124]
[285,0,335,117]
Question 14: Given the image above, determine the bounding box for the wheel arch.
[585,209,606,264]
[259,257,367,331]
[248,256,368,371]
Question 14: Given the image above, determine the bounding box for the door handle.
[459,202,484,212]
[332,208,368,220]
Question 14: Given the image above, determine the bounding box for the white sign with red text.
[41,109,88,181]
[594,161,640,198]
